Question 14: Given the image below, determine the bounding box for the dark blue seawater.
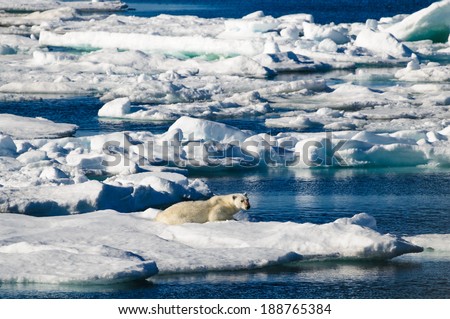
[0,97,278,136]
[0,97,170,137]
[1,0,449,299]
[198,168,450,236]
[1,258,449,298]
[124,0,437,24]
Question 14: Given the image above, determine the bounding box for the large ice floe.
[0,1,449,284]
[0,211,423,284]
[383,0,450,42]
[0,113,77,139]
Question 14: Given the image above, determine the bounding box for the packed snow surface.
[0,211,423,284]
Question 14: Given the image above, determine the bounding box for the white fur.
[155,193,250,225]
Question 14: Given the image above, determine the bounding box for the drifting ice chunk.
[395,62,450,82]
[16,150,48,164]
[0,180,133,216]
[290,129,436,168]
[440,126,450,136]
[208,56,273,77]
[0,114,77,139]
[302,22,349,44]
[101,79,211,105]
[318,38,338,52]
[265,116,323,130]
[309,83,386,110]
[0,155,210,214]
[24,7,77,21]
[0,134,16,157]
[221,13,279,38]
[252,52,327,72]
[334,212,377,229]
[169,116,252,144]
[39,31,265,56]
[0,82,93,96]
[278,13,314,25]
[0,214,157,284]
[386,0,450,42]
[0,35,37,51]
[0,7,80,27]
[351,131,401,145]
[105,172,211,211]
[98,97,131,118]
[354,28,413,58]
[0,248,158,284]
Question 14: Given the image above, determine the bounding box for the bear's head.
[232,193,251,210]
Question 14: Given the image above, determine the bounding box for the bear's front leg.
[208,206,234,222]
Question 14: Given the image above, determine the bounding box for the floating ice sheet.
[385,0,450,43]
[0,211,423,284]
[0,113,77,139]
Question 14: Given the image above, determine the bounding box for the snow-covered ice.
[384,0,450,43]
[354,28,413,58]
[0,113,77,139]
[395,60,450,82]
[0,211,423,284]
[0,161,211,214]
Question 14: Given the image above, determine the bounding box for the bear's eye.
[241,200,244,203]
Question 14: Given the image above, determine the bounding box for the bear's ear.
[232,195,237,200]
[243,192,248,197]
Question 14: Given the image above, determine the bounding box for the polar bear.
[155,193,250,225]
